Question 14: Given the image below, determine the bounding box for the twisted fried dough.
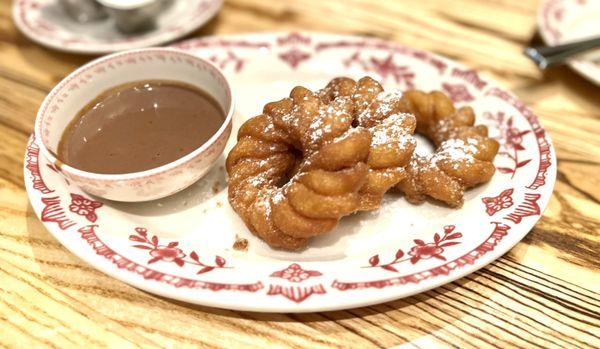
[226,78,416,250]
[319,77,417,209]
[393,91,500,207]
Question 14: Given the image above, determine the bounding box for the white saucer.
[12,0,222,54]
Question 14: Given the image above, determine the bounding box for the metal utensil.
[524,36,600,69]
[58,0,107,23]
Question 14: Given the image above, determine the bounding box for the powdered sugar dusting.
[431,119,453,136]
[370,113,416,150]
[248,172,271,187]
[377,90,403,103]
[272,190,285,204]
[255,191,273,217]
[306,98,352,145]
[262,121,275,134]
[438,138,479,158]
[375,91,403,116]
[428,138,479,170]
[357,90,404,125]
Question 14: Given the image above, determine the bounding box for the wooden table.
[1,0,598,348]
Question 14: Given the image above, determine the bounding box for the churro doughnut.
[318,77,417,209]
[393,91,500,207]
[226,78,416,250]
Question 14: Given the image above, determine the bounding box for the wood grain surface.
[1,0,599,348]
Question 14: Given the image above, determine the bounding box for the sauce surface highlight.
[58,80,224,174]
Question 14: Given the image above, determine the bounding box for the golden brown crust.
[226,77,499,249]
[393,90,500,207]
[226,77,417,250]
[271,199,337,238]
[298,163,368,196]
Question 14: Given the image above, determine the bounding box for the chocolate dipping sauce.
[57,80,225,174]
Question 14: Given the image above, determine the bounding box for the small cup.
[34,48,234,202]
[97,0,164,33]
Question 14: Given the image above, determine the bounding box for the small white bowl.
[34,48,234,202]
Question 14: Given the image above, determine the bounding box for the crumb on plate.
[233,235,248,251]
[212,181,220,194]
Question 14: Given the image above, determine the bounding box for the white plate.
[538,0,600,84]
[12,0,222,54]
[25,32,557,312]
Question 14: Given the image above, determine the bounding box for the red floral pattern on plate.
[366,225,462,272]
[278,48,311,69]
[270,263,322,283]
[344,51,415,87]
[150,245,186,263]
[79,225,261,292]
[277,32,311,45]
[541,0,565,41]
[276,32,312,69]
[504,193,542,224]
[25,136,53,194]
[23,33,556,311]
[335,222,511,290]
[449,67,488,90]
[484,111,532,178]
[442,82,475,102]
[267,284,326,303]
[209,50,245,72]
[69,193,103,222]
[482,188,514,216]
[130,227,230,274]
[41,196,76,230]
